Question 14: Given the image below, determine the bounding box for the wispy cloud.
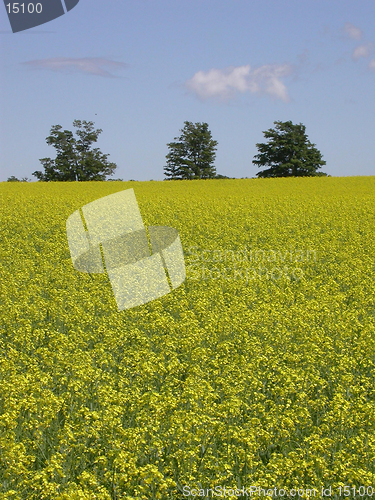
[344,22,363,40]
[369,59,375,70]
[22,57,127,77]
[185,63,293,102]
[352,43,374,60]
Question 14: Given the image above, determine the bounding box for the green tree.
[253,120,327,178]
[164,121,218,180]
[32,120,117,181]
[6,176,29,182]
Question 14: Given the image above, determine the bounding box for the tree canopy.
[7,176,29,182]
[253,120,327,178]
[32,120,117,181]
[164,121,218,180]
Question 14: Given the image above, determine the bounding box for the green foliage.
[214,174,232,179]
[32,120,117,182]
[7,176,29,182]
[164,121,218,180]
[253,120,327,178]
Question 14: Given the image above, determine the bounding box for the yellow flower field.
[0,176,375,499]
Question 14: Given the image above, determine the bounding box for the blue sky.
[0,0,374,181]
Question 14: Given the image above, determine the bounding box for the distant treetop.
[253,120,327,178]
[32,120,117,181]
[7,176,30,182]
[164,121,218,180]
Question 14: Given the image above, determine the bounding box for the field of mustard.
[0,176,375,499]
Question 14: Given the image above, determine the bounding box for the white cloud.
[352,43,373,60]
[185,63,293,102]
[369,59,375,70]
[344,22,362,40]
[22,57,127,77]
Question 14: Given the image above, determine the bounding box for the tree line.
[7,119,328,182]
[164,119,327,179]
